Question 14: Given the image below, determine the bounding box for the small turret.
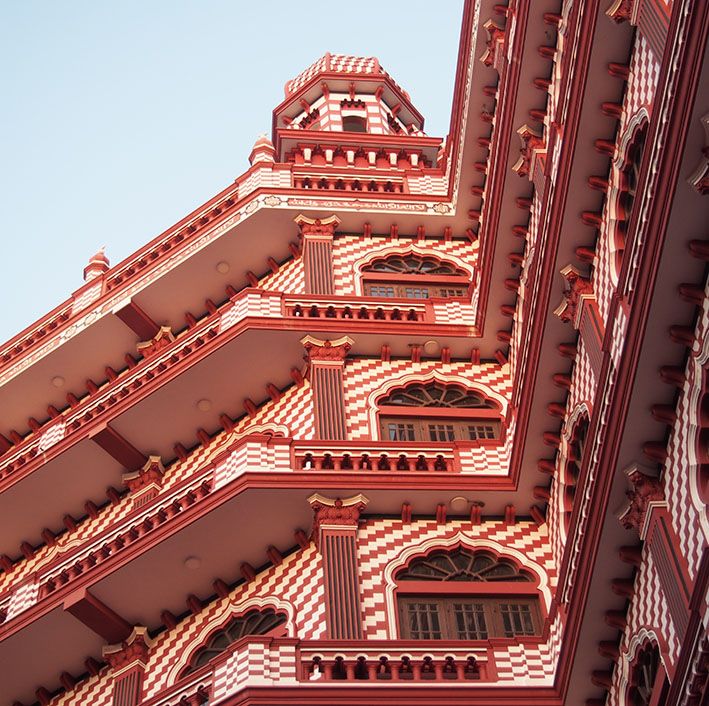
[83,247,109,282]
[249,134,276,165]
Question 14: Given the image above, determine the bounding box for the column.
[308,493,368,639]
[103,627,153,706]
[295,214,340,295]
[302,335,352,440]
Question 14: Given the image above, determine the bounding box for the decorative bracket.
[687,113,709,195]
[618,464,665,537]
[122,455,165,495]
[137,326,175,358]
[308,493,369,535]
[512,124,545,178]
[553,264,594,328]
[480,19,506,70]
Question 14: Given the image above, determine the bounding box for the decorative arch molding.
[165,596,297,686]
[366,369,510,442]
[563,401,592,441]
[351,243,476,297]
[382,531,553,638]
[232,424,291,440]
[616,629,668,706]
[606,108,651,286]
[680,308,709,543]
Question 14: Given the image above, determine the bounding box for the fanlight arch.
[395,546,534,582]
[390,544,543,641]
[608,113,649,286]
[375,381,503,443]
[179,608,288,678]
[363,253,467,276]
[379,382,499,410]
[354,247,475,299]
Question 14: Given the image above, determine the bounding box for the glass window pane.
[388,422,415,441]
[406,602,442,639]
[453,602,488,639]
[500,603,536,637]
[428,423,455,441]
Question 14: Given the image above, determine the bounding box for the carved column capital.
[619,465,665,535]
[302,335,353,364]
[554,264,594,327]
[512,124,545,178]
[137,326,175,358]
[480,19,506,70]
[102,626,154,672]
[308,493,369,534]
[294,213,341,239]
[606,0,635,24]
[122,455,164,494]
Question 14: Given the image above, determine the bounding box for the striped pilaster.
[302,335,353,440]
[308,493,369,639]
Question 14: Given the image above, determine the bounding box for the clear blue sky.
[0,1,463,343]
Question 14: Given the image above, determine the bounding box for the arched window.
[362,254,470,300]
[615,123,648,276]
[628,643,666,706]
[395,547,542,640]
[181,609,287,676]
[697,369,709,504]
[342,115,367,133]
[563,414,589,531]
[378,382,502,442]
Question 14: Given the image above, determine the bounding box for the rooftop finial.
[83,246,109,282]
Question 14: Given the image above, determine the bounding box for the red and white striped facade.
[1,1,708,705]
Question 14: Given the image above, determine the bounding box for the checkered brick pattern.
[6,577,39,620]
[332,236,478,297]
[663,283,709,580]
[342,359,512,442]
[406,173,448,194]
[609,303,628,371]
[607,551,681,706]
[218,291,282,331]
[356,519,556,639]
[142,543,325,699]
[431,300,476,325]
[457,415,516,476]
[259,257,305,294]
[38,421,66,452]
[286,55,380,95]
[213,438,292,490]
[212,640,298,699]
[593,34,659,325]
[494,611,563,685]
[70,281,103,316]
[238,164,292,200]
[48,669,112,706]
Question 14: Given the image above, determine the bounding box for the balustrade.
[306,653,481,682]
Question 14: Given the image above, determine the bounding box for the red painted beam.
[63,587,131,643]
[114,301,160,340]
[90,424,147,470]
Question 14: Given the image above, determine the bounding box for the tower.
[0,3,708,705]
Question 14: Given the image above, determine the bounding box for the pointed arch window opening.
[628,643,666,706]
[377,382,503,444]
[362,254,471,300]
[563,414,589,532]
[394,547,543,641]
